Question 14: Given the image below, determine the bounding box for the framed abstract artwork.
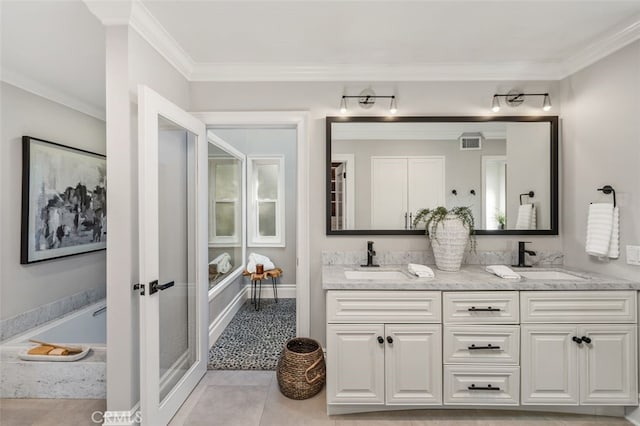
[21,136,107,264]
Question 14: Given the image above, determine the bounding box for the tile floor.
[0,371,634,425]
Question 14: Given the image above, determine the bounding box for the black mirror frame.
[326,115,559,236]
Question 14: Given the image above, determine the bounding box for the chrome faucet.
[514,241,536,267]
[362,241,379,267]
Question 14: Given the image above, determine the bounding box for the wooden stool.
[243,268,283,311]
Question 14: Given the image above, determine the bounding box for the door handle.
[377,336,384,344]
[149,280,175,295]
[581,336,592,344]
[572,336,582,344]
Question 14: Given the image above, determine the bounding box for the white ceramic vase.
[429,215,469,272]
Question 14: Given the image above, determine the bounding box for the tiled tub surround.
[0,286,106,341]
[322,249,564,268]
[0,301,107,399]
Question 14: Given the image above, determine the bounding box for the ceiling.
[1,1,640,119]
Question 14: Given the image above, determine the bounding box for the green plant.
[495,210,506,228]
[413,206,476,251]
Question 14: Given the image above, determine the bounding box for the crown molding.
[128,1,194,79]
[1,67,105,121]
[85,2,640,83]
[560,13,640,78]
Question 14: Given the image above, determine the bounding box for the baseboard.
[101,403,140,425]
[244,283,296,299]
[208,287,248,348]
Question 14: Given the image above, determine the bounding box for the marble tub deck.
[322,265,640,291]
[0,346,106,399]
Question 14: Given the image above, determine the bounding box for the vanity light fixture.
[340,88,397,114]
[491,91,552,112]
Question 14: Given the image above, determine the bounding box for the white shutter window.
[209,158,241,246]
[248,156,285,247]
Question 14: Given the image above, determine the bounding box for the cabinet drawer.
[443,292,519,324]
[443,326,520,365]
[444,365,520,405]
[327,291,442,323]
[521,291,637,323]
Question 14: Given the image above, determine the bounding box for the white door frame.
[191,111,310,337]
[138,86,208,425]
[331,153,355,229]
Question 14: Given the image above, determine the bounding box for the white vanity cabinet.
[521,291,638,406]
[326,291,442,406]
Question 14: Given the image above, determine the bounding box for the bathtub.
[0,300,106,399]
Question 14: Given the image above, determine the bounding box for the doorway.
[206,126,298,370]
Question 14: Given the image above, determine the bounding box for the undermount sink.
[344,270,408,280]
[518,270,586,281]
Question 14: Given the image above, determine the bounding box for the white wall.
[0,82,106,320]
[560,40,640,280]
[190,80,563,344]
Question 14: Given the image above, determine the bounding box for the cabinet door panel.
[579,325,638,405]
[371,158,407,229]
[407,157,445,217]
[521,325,579,405]
[326,324,385,404]
[385,324,442,405]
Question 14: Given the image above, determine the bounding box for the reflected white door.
[138,86,208,425]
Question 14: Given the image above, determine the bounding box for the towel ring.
[519,191,535,205]
[597,185,616,207]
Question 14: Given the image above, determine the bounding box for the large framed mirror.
[326,116,558,236]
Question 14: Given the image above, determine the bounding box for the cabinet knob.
[581,336,592,344]
[572,336,582,344]
[387,336,394,344]
[377,336,384,344]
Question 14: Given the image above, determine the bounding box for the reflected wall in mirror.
[208,140,245,290]
[326,116,558,235]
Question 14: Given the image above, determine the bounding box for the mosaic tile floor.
[207,298,296,370]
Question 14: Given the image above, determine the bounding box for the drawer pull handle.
[468,344,501,350]
[468,384,500,391]
[377,336,384,344]
[468,306,501,312]
[581,336,592,344]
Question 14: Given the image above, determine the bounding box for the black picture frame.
[326,115,559,236]
[21,136,107,264]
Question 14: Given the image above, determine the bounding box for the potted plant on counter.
[413,206,476,272]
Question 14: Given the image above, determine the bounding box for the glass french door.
[137,86,208,425]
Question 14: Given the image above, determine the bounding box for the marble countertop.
[322,264,640,291]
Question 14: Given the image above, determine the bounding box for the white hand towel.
[246,252,276,273]
[485,265,521,279]
[586,203,614,257]
[408,263,435,278]
[607,207,620,259]
[515,204,536,230]
[210,252,232,273]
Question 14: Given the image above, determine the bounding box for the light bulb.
[389,97,397,114]
[491,95,500,113]
[339,97,347,114]
[542,94,552,111]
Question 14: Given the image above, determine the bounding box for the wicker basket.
[277,337,326,400]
